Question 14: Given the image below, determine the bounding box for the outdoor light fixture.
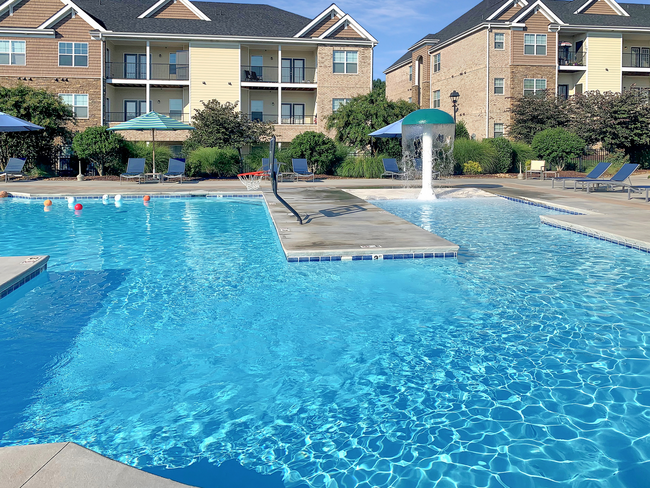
[449,90,460,123]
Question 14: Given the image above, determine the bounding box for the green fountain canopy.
[402,109,455,126]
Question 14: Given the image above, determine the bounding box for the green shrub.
[531,128,585,168]
[335,154,385,178]
[186,147,240,177]
[511,141,536,173]
[482,138,513,174]
[28,165,54,178]
[289,131,338,174]
[463,161,482,175]
[455,120,470,140]
[128,141,173,173]
[452,138,496,175]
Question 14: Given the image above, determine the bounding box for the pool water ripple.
[1,197,650,487]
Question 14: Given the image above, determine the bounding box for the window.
[251,100,263,121]
[524,34,546,56]
[60,94,88,118]
[494,123,504,138]
[432,90,440,108]
[333,51,357,73]
[433,53,440,73]
[408,97,412,103]
[0,40,25,65]
[59,42,88,67]
[250,55,263,78]
[169,99,183,120]
[494,78,504,95]
[332,98,352,111]
[169,52,176,75]
[523,78,546,96]
[409,65,412,82]
[494,33,504,50]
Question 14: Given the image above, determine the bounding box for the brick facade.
[386,63,412,102]
[411,45,432,108]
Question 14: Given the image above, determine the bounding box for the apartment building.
[385,0,650,139]
[0,0,376,147]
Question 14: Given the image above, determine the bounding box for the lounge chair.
[163,158,185,184]
[120,158,146,184]
[1,158,26,182]
[381,158,406,179]
[526,160,545,179]
[551,162,611,189]
[628,185,650,202]
[573,163,639,193]
[262,158,287,181]
[413,158,441,180]
[290,159,314,182]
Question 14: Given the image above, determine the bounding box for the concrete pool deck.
[0,255,49,299]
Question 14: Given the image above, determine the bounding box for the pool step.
[0,255,49,299]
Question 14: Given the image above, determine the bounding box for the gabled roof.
[384,51,411,74]
[37,0,106,31]
[574,0,628,16]
[138,0,211,21]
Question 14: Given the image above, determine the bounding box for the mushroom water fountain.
[402,109,455,200]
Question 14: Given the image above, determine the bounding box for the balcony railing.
[245,113,317,124]
[105,62,189,81]
[558,50,585,66]
[105,112,189,123]
[622,52,650,68]
[241,66,317,83]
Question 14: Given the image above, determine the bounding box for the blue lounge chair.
[291,159,314,182]
[552,162,611,189]
[120,158,146,184]
[628,185,650,202]
[163,158,185,184]
[573,163,639,193]
[262,158,290,181]
[1,158,26,182]
[381,158,406,179]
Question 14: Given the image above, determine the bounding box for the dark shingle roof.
[73,0,312,37]
[384,51,411,73]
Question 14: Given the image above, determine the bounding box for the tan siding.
[306,15,339,38]
[584,0,618,15]
[586,32,622,92]
[512,11,555,66]
[0,0,63,28]
[497,4,522,21]
[189,42,240,120]
[330,25,363,39]
[152,0,201,20]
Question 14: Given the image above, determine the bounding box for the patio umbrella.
[0,111,44,132]
[107,111,194,173]
[369,118,404,138]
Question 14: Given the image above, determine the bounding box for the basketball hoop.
[237,171,265,190]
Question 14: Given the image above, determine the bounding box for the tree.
[532,128,585,167]
[289,131,338,174]
[184,100,273,154]
[372,78,386,96]
[326,87,416,156]
[0,84,75,170]
[455,120,470,139]
[72,126,126,176]
[509,91,568,144]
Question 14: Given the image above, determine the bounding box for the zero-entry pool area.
[1,195,650,488]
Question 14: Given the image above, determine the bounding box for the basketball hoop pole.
[269,136,303,225]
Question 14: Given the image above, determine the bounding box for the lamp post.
[449,90,460,123]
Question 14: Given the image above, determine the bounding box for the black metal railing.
[246,113,278,123]
[105,112,189,123]
[558,50,585,66]
[244,114,317,124]
[556,148,611,172]
[105,62,189,81]
[622,52,650,68]
[281,66,317,83]
[241,66,317,83]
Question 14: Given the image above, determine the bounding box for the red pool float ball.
[143,195,151,202]
[44,199,52,207]
[74,203,83,210]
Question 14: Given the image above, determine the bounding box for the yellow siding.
[189,42,239,119]
[586,33,622,92]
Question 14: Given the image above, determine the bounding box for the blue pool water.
[1,196,649,488]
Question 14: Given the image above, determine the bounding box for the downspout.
[486,24,490,139]
[100,39,104,126]
[429,51,432,109]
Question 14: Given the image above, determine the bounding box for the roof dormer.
[574,0,629,16]
[138,0,210,21]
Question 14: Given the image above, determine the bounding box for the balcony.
[245,113,317,125]
[105,62,189,81]
[558,50,585,67]
[105,112,189,124]
[623,52,650,69]
[241,66,317,84]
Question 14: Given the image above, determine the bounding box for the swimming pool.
[1,197,649,487]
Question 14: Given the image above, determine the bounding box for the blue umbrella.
[0,111,44,132]
[369,118,403,138]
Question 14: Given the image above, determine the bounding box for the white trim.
[574,0,628,16]
[318,14,377,43]
[511,1,565,25]
[138,0,210,21]
[486,0,529,21]
[60,0,107,31]
[294,3,345,38]
[57,40,89,68]
[0,0,19,17]
[383,58,411,75]
[0,27,54,37]
[37,5,74,29]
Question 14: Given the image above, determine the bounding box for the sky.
[208,0,650,80]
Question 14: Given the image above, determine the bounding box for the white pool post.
[419,129,435,200]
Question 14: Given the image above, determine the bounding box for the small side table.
[144,173,163,183]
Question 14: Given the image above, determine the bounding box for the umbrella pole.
[152,129,156,174]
